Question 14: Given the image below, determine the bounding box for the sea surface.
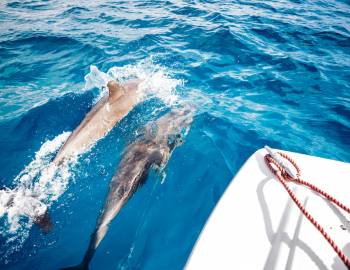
[0,0,349,269]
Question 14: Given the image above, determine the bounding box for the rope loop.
[265,152,301,181]
[264,151,350,269]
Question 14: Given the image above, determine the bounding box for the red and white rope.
[264,152,350,269]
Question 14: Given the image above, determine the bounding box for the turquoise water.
[0,0,349,269]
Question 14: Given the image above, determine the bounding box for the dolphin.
[54,79,143,165]
[0,80,143,234]
[61,107,193,270]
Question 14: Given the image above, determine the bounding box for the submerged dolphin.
[54,79,142,165]
[62,107,193,270]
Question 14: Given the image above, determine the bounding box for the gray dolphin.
[62,107,193,270]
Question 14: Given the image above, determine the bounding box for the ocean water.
[0,0,349,269]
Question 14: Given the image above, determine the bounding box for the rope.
[264,152,350,269]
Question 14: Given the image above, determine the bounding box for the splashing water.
[84,59,182,105]
[0,132,71,260]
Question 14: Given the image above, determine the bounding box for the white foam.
[84,58,182,106]
[84,65,113,91]
[0,132,71,260]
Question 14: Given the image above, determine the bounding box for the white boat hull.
[186,148,350,270]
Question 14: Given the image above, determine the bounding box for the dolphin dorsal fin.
[107,81,125,101]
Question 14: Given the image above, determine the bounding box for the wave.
[0,33,104,122]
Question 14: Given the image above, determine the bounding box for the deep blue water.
[0,0,349,269]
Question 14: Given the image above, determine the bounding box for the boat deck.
[186,148,350,270]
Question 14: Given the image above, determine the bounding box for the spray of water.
[0,132,72,261]
[84,58,182,105]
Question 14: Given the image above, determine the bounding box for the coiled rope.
[264,151,350,269]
